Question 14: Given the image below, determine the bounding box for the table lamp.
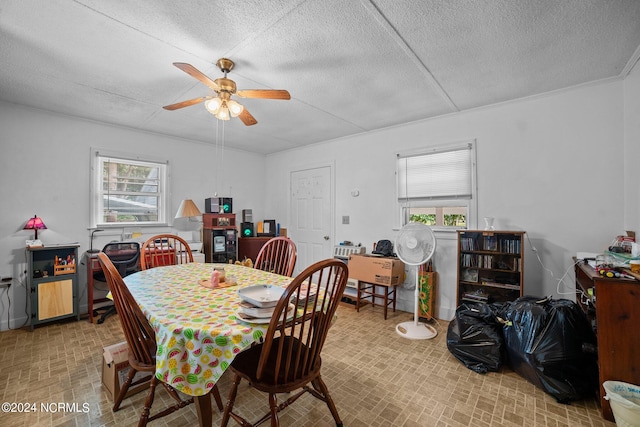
[175,199,202,219]
[23,215,47,239]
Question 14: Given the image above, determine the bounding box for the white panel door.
[290,166,332,274]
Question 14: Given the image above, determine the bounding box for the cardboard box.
[347,254,405,286]
[101,342,151,401]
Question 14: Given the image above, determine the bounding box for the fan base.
[396,321,437,340]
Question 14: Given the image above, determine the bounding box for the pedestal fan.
[395,222,437,339]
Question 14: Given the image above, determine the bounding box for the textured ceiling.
[1,0,640,154]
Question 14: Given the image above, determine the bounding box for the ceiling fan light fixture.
[215,103,230,120]
[227,99,244,117]
[165,58,290,126]
[205,97,222,114]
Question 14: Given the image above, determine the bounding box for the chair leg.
[220,374,241,427]
[268,393,279,427]
[113,365,137,411]
[312,376,343,427]
[138,376,159,427]
[211,384,224,411]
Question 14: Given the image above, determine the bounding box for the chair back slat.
[254,237,297,277]
[256,259,348,385]
[98,252,156,366]
[141,234,194,270]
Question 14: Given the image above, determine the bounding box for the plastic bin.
[603,381,640,427]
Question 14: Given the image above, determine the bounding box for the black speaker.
[241,222,254,238]
[219,197,233,213]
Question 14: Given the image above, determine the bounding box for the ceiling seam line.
[223,0,311,61]
[71,0,210,63]
[360,0,459,112]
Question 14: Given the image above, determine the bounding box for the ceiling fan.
[163,58,290,126]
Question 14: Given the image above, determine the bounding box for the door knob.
[324,235,330,240]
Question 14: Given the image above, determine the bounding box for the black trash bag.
[446,302,507,374]
[502,296,598,403]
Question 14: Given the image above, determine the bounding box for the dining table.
[123,262,294,427]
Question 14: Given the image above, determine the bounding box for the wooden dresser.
[574,260,640,421]
[237,237,271,262]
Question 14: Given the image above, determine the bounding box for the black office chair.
[93,242,140,324]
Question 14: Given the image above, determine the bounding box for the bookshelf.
[456,230,525,305]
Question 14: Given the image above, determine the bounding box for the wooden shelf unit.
[456,230,525,305]
[574,260,640,422]
[27,244,80,330]
[202,213,238,263]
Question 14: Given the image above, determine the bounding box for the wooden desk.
[574,260,640,422]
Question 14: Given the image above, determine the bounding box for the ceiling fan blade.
[163,96,212,110]
[238,108,257,126]
[236,89,291,100]
[173,62,220,91]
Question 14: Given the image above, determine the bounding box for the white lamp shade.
[175,199,202,218]
[205,98,223,114]
[227,99,244,117]
[215,105,230,120]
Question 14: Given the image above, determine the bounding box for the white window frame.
[90,148,171,228]
[396,140,477,233]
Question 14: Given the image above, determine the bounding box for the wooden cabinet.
[238,237,271,262]
[456,230,525,305]
[202,213,237,263]
[27,244,80,330]
[574,261,640,422]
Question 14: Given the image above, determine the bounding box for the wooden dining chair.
[221,258,349,427]
[97,253,223,427]
[254,236,297,277]
[140,233,194,270]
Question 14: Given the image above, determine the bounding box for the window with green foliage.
[91,149,169,227]
[409,207,467,227]
[397,141,476,230]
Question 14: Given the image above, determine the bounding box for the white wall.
[265,79,629,320]
[0,102,266,330]
[624,59,640,235]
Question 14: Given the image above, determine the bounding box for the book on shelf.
[462,290,489,303]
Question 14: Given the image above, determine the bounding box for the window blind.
[397,144,472,200]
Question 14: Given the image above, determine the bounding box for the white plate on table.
[236,304,295,324]
[238,284,284,308]
[238,301,276,318]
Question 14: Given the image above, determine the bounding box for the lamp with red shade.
[23,215,47,240]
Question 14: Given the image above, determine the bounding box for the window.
[90,149,170,227]
[396,141,476,231]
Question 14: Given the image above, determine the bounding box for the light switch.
[342,216,349,224]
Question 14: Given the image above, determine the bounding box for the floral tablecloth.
[124,263,292,397]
